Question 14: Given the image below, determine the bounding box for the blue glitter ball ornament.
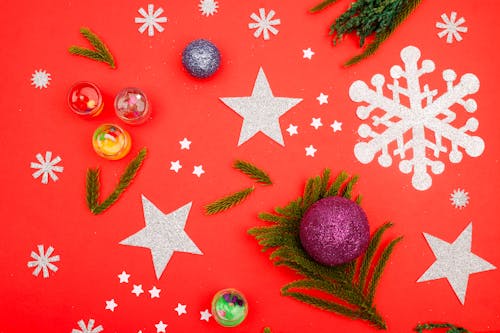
[182,39,221,78]
[299,196,370,266]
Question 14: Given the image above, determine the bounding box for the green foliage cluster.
[414,323,471,333]
[69,27,116,68]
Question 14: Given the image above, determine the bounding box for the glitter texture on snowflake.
[30,151,63,184]
[31,69,51,89]
[199,0,218,16]
[135,4,168,36]
[450,188,469,209]
[27,245,60,278]
[248,8,281,40]
[350,46,484,191]
[71,319,104,333]
[436,12,468,43]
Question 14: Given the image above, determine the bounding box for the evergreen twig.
[263,328,272,333]
[69,27,116,69]
[234,160,272,185]
[205,187,255,215]
[414,323,471,333]
[86,148,147,215]
[248,169,402,329]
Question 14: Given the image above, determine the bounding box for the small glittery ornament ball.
[68,81,103,117]
[92,124,132,160]
[114,87,151,125]
[300,196,370,266]
[182,39,221,78]
[211,288,248,327]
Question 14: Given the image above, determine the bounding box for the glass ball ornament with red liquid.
[68,82,104,117]
[114,87,151,125]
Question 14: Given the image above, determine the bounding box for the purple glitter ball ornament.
[182,39,221,78]
[299,196,370,266]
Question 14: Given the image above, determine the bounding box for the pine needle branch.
[310,0,340,13]
[234,160,272,185]
[263,328,272,333]
[414,323,471,333]
[69,27,116,69]
[205,187,255,215]
[85,168,100,210]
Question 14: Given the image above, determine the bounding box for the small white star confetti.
[310,117,323,130]
[27,244,60,278]
[31,69,51,89]
[302,48,315,59]
[316,93,328,105]
[199,0,218,16]
[135,4,168,37]
[105,299,118,312]
[330,120,342,132]
[71,319,103,333]
[118,271,130,283]
[149,286,161,298]
[179,138,192,150]
[170,160,182,173]
[193,165,205,177]
[200,309,212,322]
[436,12,467,43]
[30,151,64,184]
[286,124,298,136]
[155,321,168,333]
[305,145,317,157]
[450,188,469,209]
[248,8,281,40]
[174,303,187,316]
[132,284,144,296]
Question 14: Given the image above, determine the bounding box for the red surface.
[1,1,499,332]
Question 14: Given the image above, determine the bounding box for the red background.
[1,0,499,332]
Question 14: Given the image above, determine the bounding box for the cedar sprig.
[311,0,422,66]
[249,169,403,329]
[69,27,116,69]
[86,148,147,215]
[234,160,272,185]
[414,323,471,333]
[263,328,272,333]
[205,187,255,215]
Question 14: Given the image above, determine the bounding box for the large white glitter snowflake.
[30,151,63,184]
[199,0,218,16]
[135,4,168,37]
[450,188,469,209]
[350,45,484,191]
[27,245,60,278]
[71,319,104,333]
[248,8,281,40]
[31,69,51,89]
[436,12,468,43]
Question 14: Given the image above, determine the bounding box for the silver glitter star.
[120,195,203,279]
[417,223,495,304]
[220,67,302,146]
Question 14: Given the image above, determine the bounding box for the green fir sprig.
[205,187,255,215]
[311,0,422,66]
[414,323,471,333]
[249,169,403,329]
[86,148,147,215]
[69,27,116,69]
[234,160,272,185]
[263,328,272,333]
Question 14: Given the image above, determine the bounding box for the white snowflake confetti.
[27,244,60,278]
[303,48,314,60]
[436,12,468,44]
[450,188,469,209]
[135,4,168,37]
[248,8,281,40]
[200,309,212,322]
[31,69,51,89]
[71,319,103,333]
[286,124,298,136]
[30,151,64,184]
[170,160,182,173]
[317,93,328,105]
[199,0,218,16]
[305,145,317,157]
[350,45,484,191]
[331,120,342,132]
[310,117,323,130]
[193,165,205,177]
[105,299,118,312]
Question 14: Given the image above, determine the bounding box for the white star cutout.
[117,271,130,283]
[417,223,496,304]
[155,321,168,333]
[302,47,315,59]
[316,93,328,105]
[200,309,212,322]
[330,120,342,132]
[179,138,192,150]
[305,145,317,157]
[310,117,323,130]
[132,284,144,296]
[174,303,187,316]
[193,165,205,177]
[170,160,182,173]
[105,299,118,312]
[149,286,161,298]
[286,124,298,136]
